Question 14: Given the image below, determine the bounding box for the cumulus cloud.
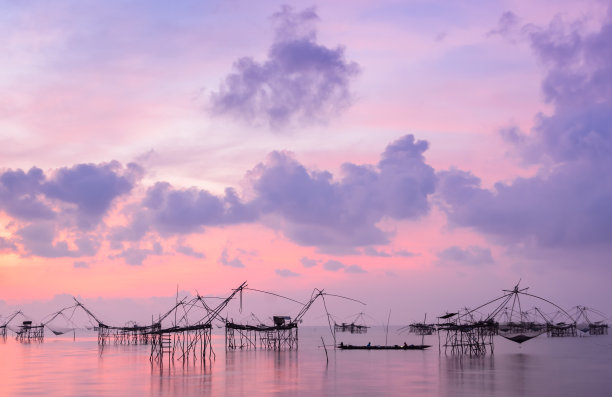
[345,264,367,274]
[487,11,520,38]
[209,5,360,129]
[0,167,54,221]
[323,259,345,271]
[363,247,391,257]
[42,161,142,229]
[436,246,494,267]
[0,161,140,230]
[275,268,300,277]
[300,257,318,268]
[175,242,205,259]
[142,183,257,236]
[395,249,417,257]
[73,261,89,269]
[439,9,612,260]
[113,242,163,266]
[363,248,415,257]
[248,134,436,250]
[218,247,245,268]
[0,236,17,252]
[16,222,101,258]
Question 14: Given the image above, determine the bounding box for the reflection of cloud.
[210,6,360,129]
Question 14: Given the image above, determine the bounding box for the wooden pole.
[321,336,328,364]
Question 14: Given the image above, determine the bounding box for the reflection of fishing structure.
[225,287,364,351]
[572,306,609,336]
[334,312,370,334]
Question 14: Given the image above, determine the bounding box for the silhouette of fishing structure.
[405,282,580,355]
[50,298,163,346]
[1,311,45,342]
[334,312,370,334]
[225,287,364,351]
[148,281,249,364]
[571,306,609,336]
[1,311,23,339]
[532,307,577,337]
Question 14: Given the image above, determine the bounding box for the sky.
[1,0,611,326]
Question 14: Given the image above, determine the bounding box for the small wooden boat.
[338,344,431,350]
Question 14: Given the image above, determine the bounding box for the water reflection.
[151,359,212,396]
[439,354,497,396]
[439,353,545,397]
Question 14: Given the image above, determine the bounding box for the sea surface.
[1,326,611,396]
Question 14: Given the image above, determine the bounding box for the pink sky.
[1,0,611,325]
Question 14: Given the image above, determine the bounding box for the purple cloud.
[218,247,245,268]
[439,8,612,261]
[323,259,345,271]
[363,247,392,257]
[16,222,100,258]
[248,134,436,250]
[73,261,89,269]
[487,11,519,38]
[42,161,142,229]
[175,243,205,259]
[143,183,257,236]
[275,268,300,277]
[395,249,416,257]
[209,5,360,129]
[300,257,318,268]
[0,236,17,252]
[0,167,54,221]
[113,242,163,266]
[345,264,366,274]
[436,246,494,267]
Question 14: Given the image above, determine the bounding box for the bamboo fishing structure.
[224,287,365,351]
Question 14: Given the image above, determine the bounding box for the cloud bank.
[439,8,612,259]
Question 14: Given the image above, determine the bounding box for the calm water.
[1,326,611,396]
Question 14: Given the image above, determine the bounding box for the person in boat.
[339,342,344,348]
[367,342,371,347]
[403,342,408,348]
